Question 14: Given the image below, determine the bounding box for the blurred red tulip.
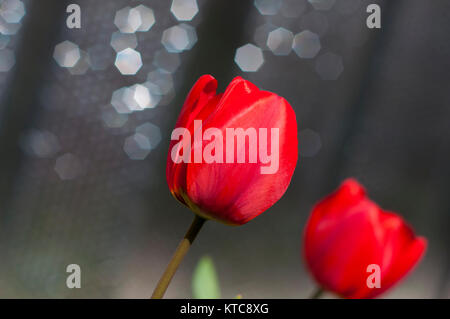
[166,75,298,225]
[303,179,427,298]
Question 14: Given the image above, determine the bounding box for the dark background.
[0,0,448,298]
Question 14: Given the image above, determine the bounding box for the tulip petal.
[167,75,218,203]
[304,179,367,251]
[304,202,384,298]
[364,212,427,298]
[184,77,298,225]
[175,74,218,129]
[303,179,427,299]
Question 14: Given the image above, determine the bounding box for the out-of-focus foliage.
[192,255,221,299]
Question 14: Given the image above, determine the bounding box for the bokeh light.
[111,86,133,114]
[161,23,197,53]
[254,0,281,16]
[0,34,9,49]
[124,133,152,160]
[111,83,162,114]
[53,41,80,68]
[114,6,142,34]
[0,47,14,71]
[267,27,293,56]
[170,0,199,21]
[133,4,155,32]
[110,31,137,53]
[136,122,162,149]
[68,50,90,75]
[280,0,307,18]
[0,0,25,24]
[130,84,151,109]
[253,23,277,51]
[114,48,143,75]
[101,110,128,129]
[147,69,174,95]
[234,44,264,72]
[20,129,60,158]
[292,30,321,59]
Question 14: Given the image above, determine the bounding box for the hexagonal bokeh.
[292,30,321,59]
[110,31,137,52]
[53,40,80,68]
[281,0,307,18]
[130,84,152,109]
[254,0,281,16]
[68,50,90,75]
[136,122,162,149]
[267,27,293,56]
[179,24,198,50]
[123,133,152,160]
[0,17,21,35]
[147,69,174,95]
[20,129,60,158]
[161,25,188,53]
[170,0,199,21]
[113,86,140,113]
[153,49,181,74]
[315,52,344,80]
[140,83,162,108]
[253,23,277,50]
[54,153,83,180]
[0,48,14,71]
[161,23,197,53]
[308,0,336,11]
[0,34,10,49]
[114,6,142,34]
[111,83,162,114]
[111,86,133,114]
[133,4,155,32]
[123,121,163,159]
[0,0,25,24]
[234,44,264,72]
[101,109,128,128]
[114,48,143,75]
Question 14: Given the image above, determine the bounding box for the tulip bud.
[303,179,427,298]
[167,75,298,225]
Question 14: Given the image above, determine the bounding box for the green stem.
[151,215,206,299]
[310,287,325,299]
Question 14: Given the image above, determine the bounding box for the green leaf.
[192,255,221,299]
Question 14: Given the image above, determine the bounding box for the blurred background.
[0,0,448,298]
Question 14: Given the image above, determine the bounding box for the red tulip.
[303,179,427,298]
[166,75,298,225]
